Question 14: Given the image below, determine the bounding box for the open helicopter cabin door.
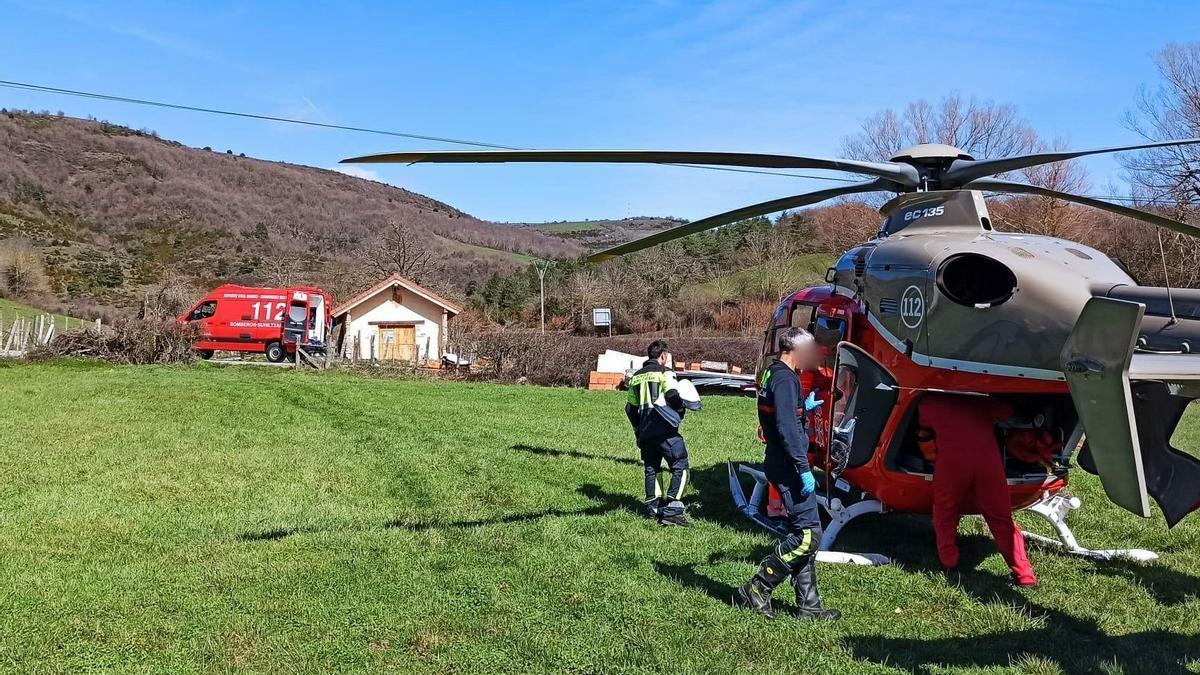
[828,342,900,475]
[1063,297,1200,526]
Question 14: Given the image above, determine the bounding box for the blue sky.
[2,0,1197,222]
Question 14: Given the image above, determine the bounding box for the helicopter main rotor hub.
[888,144,976,191]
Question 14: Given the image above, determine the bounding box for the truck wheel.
[265,342,286,363]
[197,350,215,360]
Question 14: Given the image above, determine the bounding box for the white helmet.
[675,379,703,411]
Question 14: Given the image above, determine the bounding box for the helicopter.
[342,138,1200,565]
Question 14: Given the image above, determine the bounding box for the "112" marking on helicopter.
[901,285,925,329]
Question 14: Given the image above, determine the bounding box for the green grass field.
[527,221,603,234]
[1,361,1198,673]
[689,253,835,299]
[454,241,536,264]
[0,298,81,327]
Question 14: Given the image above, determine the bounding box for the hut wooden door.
[378,325,416,362]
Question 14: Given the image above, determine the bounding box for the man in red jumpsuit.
[918,394,1038,588]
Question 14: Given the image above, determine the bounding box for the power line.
[0,78,856,183]
[1078,194,1191,206]
[3,79,1190,200]
[0,78,519,149]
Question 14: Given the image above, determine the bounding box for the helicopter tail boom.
[1062,296,1200,526]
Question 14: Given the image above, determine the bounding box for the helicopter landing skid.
[1021,493,1158,563]
[726,461,890,566]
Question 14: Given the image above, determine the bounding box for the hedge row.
[463,331,760,387]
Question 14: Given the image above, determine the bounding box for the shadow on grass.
[238,484,645,541]
[509,444,641,466]
[1083,557,1200,606]
[843,572,1200,674]
[653,546,802,617]
[384,484,643,531]
[238,527,316,542]
[506,444,762,533]
[652,552,1198,673]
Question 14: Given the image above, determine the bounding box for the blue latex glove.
[803,390,824,412]
[800,470,816,496]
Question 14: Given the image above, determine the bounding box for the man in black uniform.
[625,339,697,527]
[734,327,841,620]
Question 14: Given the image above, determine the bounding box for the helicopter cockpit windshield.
[784,303,846,366]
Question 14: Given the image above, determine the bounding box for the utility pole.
[532,259,553,334]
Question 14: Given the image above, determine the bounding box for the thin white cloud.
[27,4,217,61]
[112,22,215,60]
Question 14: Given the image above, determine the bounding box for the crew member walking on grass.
[735,327,841,620]
[625,340,700,527]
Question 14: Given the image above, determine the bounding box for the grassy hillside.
[450,240,536,264]
[0,111,584,312]
[512,216,685,249]
[687,252,836,300]
[0,361,1197,672]
[0,297,80,325]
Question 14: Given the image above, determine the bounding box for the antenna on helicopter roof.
[1156,228,1179,326]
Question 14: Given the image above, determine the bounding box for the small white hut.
[332,274,462,363]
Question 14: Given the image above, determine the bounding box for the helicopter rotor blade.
[945,138,1200,187]
[341,149,920,187]
[588,179,894,262]
[966,178,1200,238]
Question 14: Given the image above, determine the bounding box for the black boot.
[791,556,842,621]
[658,500,691,528]
[734,555,789,619]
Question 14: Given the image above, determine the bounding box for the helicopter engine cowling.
[836,190,1137,379]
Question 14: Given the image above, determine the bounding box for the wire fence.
[0,313,100,357]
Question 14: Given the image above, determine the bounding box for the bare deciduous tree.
[842,94,1039,163]
[564,269,603,329]
[843,94,1089,237]
[0,238,51,300]
[737,225,803,302]
[138,271,201,320]
[363,219,443,284]
[1116,42,1200,287]
[1122,42,1200,209]
[806,200,882,252]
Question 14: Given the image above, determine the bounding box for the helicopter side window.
[831,362,858,430]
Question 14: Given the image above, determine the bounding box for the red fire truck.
[180,284,332,362]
